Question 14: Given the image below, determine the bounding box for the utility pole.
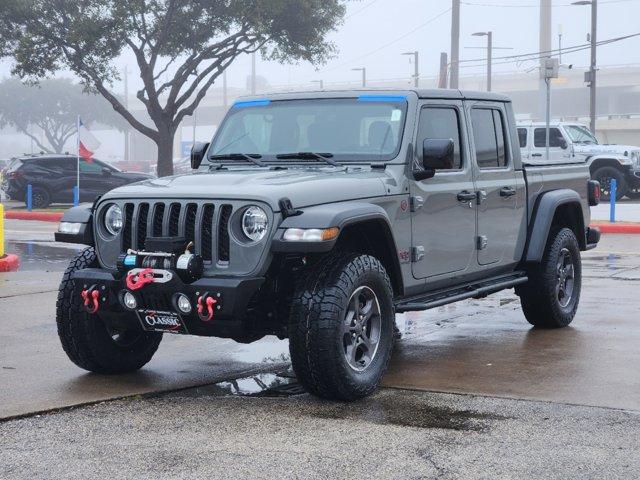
[352,67,366,87]
[572,1,597,133]
[438,52,448,88]
[538,0,552,121]
[251,52,256,95]
[472,31,492,91]
[123,65,129,162]
[223,70,228,109]
[402,51,419,87]
[558,24,563,63]
[450,0,460,88]
[192,109,197,148]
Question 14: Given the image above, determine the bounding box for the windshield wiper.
[209,153,265,166]
[276,152,339,166]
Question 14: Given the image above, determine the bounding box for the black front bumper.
[72,268,264,337]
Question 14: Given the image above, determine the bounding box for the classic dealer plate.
[136,309,189,334]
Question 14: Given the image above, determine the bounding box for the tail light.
[588,180,601,206]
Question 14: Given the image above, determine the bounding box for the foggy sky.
[1,0,639,93]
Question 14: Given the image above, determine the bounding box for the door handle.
[500,186,516,197]
[457,190,477,202]
[531,153,543,157]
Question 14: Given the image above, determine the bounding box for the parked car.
[55,89,599,401]
[517,121,640,200]
[2,154,153,208]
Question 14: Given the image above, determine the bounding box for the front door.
[468,103,522,266]
[529,126,571,163]
[410,101,477,280]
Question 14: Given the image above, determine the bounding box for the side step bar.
[394,272,528,313]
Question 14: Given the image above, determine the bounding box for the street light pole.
[450,0,460,88]
[573,0,597,134]
[472,31,492,92]
[402,51,419,88]
[352,67,366,87]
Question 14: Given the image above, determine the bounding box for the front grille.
[122,201,232,264]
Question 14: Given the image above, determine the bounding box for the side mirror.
[101,167,112,176]
[414,138,455,181]
[191,141,210,169]
[559,138,568,150]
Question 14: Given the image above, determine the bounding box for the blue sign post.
[609,178,617,223]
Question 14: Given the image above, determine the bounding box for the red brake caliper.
[126,268,155,291]
[197,295,218,322]
[81,288,100,313]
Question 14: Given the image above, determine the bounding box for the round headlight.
[104,204,123,236]
[242,206,268,242]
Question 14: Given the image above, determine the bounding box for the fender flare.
[271,202,394,253]
[524,189,585,263]
[54,203,95,246]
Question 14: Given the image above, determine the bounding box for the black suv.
[2,154,152,208]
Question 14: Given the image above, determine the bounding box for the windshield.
[208,97,408,163]
[564,125,598,144]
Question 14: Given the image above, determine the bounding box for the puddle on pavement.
[6,241,80,272]
[312,395,506,431]
[168,370,306,399]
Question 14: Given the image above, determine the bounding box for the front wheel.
[288,253,395,401]
[516,228,582,328]
[56,247,162,373]
[592,166,627,201]
[626,186,640,200]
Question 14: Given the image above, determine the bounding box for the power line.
[461,0,634,7]
[344,0,382,19]
[318,7,451,74]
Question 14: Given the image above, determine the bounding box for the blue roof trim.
[357,95,407,103]
[233,99,271,108]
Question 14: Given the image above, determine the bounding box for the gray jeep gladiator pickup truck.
[55,89,601,400]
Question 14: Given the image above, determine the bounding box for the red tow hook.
[126,268,155,291]
[197,295,218,322]
[81,288,100,314]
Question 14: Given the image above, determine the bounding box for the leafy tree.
[0,77,125,153]
[1,0,345,175]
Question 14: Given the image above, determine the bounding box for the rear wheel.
[56,247,162,373]
[592,166,627,201]
[30,186,51,209]
[516,228,582,328]
[288,253,395,400]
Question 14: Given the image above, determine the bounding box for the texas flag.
[78,118,101,161]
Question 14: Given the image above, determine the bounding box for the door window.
[534,128,564,148]
[471,108,508,169]
[79,159,102,173]
[517,128,527,148]
[416,106,462,169]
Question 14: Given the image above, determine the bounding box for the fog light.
[123,291,137,310]
[176,294,192,314]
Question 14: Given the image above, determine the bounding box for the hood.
[101,166,390,211]
[573,143,640,156]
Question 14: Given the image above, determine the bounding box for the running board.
[395,272,528,313]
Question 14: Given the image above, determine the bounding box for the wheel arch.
[589,157,627,175]
[271,202,404,296]
[524,189,586,263]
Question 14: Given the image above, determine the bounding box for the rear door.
[410,100,477,280]
[468,103,522,266]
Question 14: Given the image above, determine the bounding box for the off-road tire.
[592,166,627,201]
[56,247,162,373]
[626,187,640,200]
[288,253,395,401]
[516,228,582,328]
[30,186,51,209]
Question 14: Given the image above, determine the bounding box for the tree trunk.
[155,128,175,177]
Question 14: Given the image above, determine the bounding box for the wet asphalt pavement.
[1,220,640,478]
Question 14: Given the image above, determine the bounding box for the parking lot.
[1,220,639,479]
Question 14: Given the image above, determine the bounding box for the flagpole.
[75,115,80,206]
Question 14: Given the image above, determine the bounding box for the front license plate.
[137,309,188,334]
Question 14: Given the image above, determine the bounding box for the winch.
[116,236,204,283]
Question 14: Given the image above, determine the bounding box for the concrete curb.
[0,254,20,272]
[591,223,640,234]
[4,211,63,222]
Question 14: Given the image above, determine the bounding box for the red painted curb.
[4,211,63,222]
[591,223,640,234]
[0,254,20,272]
